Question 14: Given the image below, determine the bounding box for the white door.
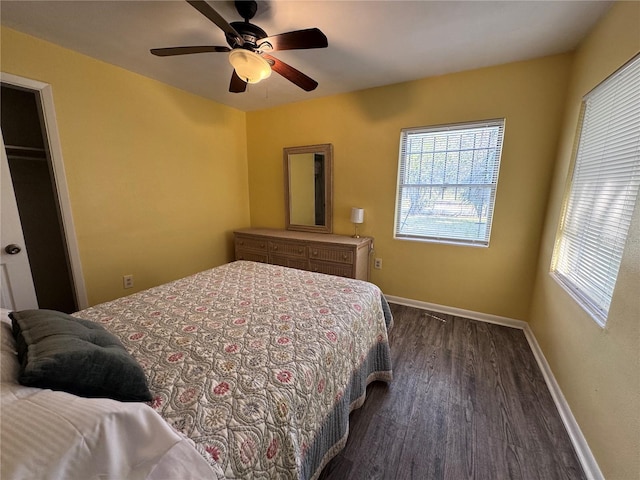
[1,133,38,310]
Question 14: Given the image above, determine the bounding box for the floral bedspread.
[76,261,393,479]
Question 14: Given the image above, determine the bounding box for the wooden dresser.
[234,228,372,281]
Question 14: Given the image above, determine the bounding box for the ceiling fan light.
[228,49,272,84]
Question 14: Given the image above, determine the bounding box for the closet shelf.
[5,145,47,160]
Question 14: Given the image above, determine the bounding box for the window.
[551,55,640,327]
[394,119,505,246]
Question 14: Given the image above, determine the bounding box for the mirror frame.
[284,143,333,233]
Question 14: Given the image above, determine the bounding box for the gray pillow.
[10,309,152,402]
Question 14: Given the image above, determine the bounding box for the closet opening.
[1,83,77,313]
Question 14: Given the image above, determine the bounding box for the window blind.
[394,119,505,246]
[552,54,640,326]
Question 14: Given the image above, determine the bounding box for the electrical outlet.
[374,258,382,269]
[123,274,134,289]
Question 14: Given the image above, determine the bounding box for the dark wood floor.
[319,303,585,480]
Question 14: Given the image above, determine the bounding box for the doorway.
[1,81,82,313]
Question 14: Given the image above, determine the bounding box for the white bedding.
[0,309,222,480]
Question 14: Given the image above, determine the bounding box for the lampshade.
[350,207,364,224]
[228,49,272,84]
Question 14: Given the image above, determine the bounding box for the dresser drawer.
[268,240,307,258]
[309,260,354,278]
[308,245,354,264]
[271,255,308,270]
[235,235,268,252]
[236,250,268,263]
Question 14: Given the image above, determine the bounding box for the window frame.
[550,54,640,327]
[393,118,505,247]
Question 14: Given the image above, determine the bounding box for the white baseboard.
[385,295,604,480]
[521,327,604,480]
[385,295,529,329]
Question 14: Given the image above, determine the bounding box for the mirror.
[284,144,333,233]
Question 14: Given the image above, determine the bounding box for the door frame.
[1,72,88,310]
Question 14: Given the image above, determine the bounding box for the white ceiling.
[1,1,612,112]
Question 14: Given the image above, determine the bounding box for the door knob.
[4,244,21,255]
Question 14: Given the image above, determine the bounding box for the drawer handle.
[342,254,348,259]
[261,243,265,248]
[298,248,303,254]
[312,250,318,256]
[239,241,244,245]
[273,245,278,251]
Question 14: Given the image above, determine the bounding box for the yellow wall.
[529,3,640,478]
[1,27,250,305]
[247,54,572,320]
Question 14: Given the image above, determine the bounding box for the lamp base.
[352,224,361,238]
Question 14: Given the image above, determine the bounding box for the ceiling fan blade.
[186,0,243,46]
[263,54,318,92]
[229,70,247,93]
[260,28,328,52]
[150,46,230,57]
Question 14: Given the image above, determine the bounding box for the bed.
[1,260,393,479]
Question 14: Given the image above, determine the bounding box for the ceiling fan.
[151,0,328,93]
